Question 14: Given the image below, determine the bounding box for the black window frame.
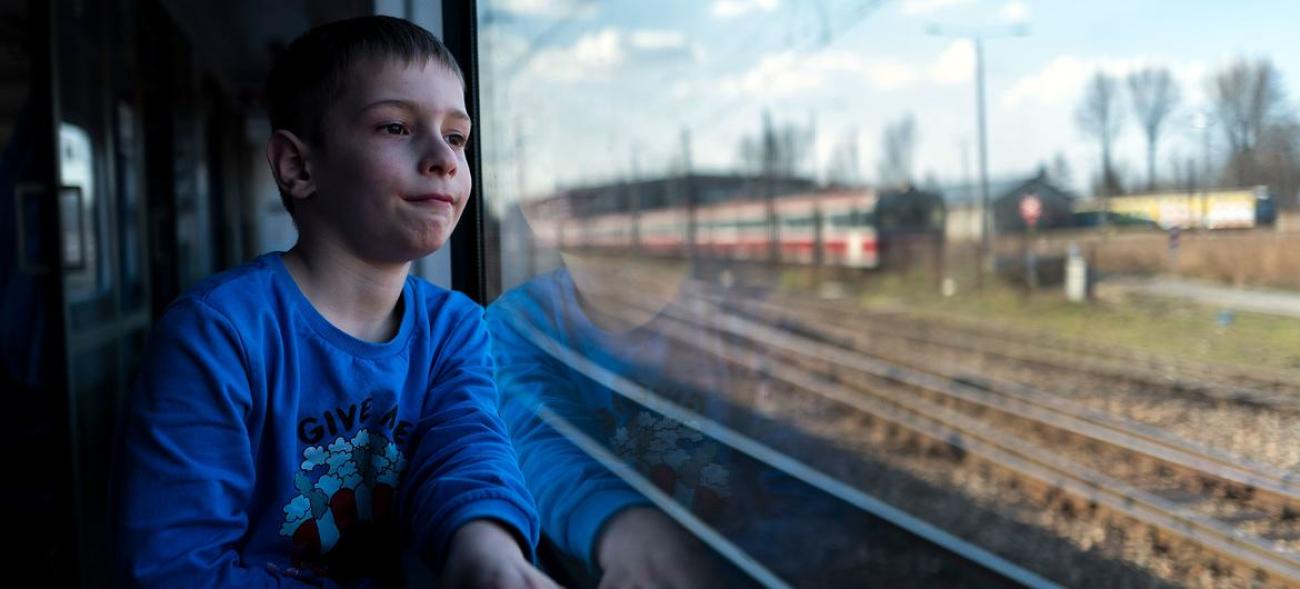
[442,0,488,304]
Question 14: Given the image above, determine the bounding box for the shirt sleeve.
[486,298,650,571]
[111,297,325,588]
[398,295,541,571]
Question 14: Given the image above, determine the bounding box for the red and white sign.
[1019,193,1043,228]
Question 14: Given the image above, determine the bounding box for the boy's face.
[306,59,471,263]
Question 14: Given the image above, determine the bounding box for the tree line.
[1078,57,1299,204]
[729,57,1298,208]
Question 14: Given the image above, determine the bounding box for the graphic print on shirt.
[611,411,732,519]
[279,425,409,577]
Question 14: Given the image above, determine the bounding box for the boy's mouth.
[405,193,456,205]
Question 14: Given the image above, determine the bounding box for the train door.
[57,0,157,585]
[3,0,155,584]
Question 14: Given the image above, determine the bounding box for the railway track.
[682,283,1300,477]
[714,283,1300,411]
[603,289,1300,587]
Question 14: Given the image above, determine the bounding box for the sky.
[475,0,1300,207]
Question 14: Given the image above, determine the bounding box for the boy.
[110,16,556,588]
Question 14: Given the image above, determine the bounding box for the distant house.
[940,171,1075,241]
[991,171,1075,233]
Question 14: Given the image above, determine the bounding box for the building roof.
[938,170,1076,204]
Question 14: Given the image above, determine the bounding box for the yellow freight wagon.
[1079,186,1276,229]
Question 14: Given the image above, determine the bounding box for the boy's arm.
[487,299,725,589]
[111,298,322,588]
[486,303,650,570]
[398,296,541,571]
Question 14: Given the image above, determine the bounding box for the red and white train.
[524,186,945,270]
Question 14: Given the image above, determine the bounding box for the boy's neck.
[282,239,410,343]
[561,252,683,333]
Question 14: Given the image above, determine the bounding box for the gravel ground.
[584,278,1298,586]
[742,299,1300,478]
[634,321,1286,588]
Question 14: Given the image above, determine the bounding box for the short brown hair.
[265,15,464,214]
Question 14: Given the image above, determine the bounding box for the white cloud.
[718,50,923,99]
[1001,56,1127,109]
[628,29,687,50]
[866,60,922,90]
[492,0,597,18]
[998,0,1029,23]
[928,40,974,85]
[712,0,779,19]
[1000,0,1030,23]
[527,27,700,82]
[1171,62,1210,107]
[1001,55,1210,112]
[528,28,622,81]
[719,41,990,99]
[721,51,827,98]
[571,28,623,68]
[901,0,976,16]
[669,80,695,100]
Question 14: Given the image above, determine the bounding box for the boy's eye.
[446,133,468,148]
[380,123,410,136]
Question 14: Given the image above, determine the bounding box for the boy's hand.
[596,507,725,589]
[442,520,562,589]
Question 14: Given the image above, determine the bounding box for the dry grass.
[992,229,1300,290]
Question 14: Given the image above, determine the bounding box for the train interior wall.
[0,0,381,582]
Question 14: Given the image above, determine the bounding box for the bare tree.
[736,111,813,178]
[736,111,817,261]
[1127,67,1180,190]
[1208,58,1292,188]
[825,129,861,186]
[1167,152,1191,192]
[1257,119,1300,206]
[876,113,916,187]
[1047,152,1073,189]
[1076,72,1126,196]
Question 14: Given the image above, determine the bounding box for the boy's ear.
[266,129,317,202]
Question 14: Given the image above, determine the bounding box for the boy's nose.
[421,137,458,177]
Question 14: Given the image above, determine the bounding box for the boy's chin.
[402,238,448,261]
[357,233,449,265]
[407,230,454,259]
[362,213,461,263]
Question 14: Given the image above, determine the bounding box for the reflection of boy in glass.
[488,251,732,588]
[488,201,832,587]
[110,17,555,588]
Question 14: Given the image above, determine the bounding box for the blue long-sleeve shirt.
[487,269,881,581]
[111,252,538,588]
[486,269,756,570]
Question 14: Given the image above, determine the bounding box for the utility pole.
[681,128,697,262]
[629,142,641,252]
[1192,111,1215,230]
[514,116,535,276]
[762,111,780,265]
[514,116,527,205]
[927,23,1027,291]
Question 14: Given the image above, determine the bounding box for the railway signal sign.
[1019,193,1042,228]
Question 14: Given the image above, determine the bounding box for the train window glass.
[57,0,118,328]
[477,2,1300,587]
[174,95,214,292]
[114,101,147,313]
[59,126,95,274]
[781,216,816,228]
